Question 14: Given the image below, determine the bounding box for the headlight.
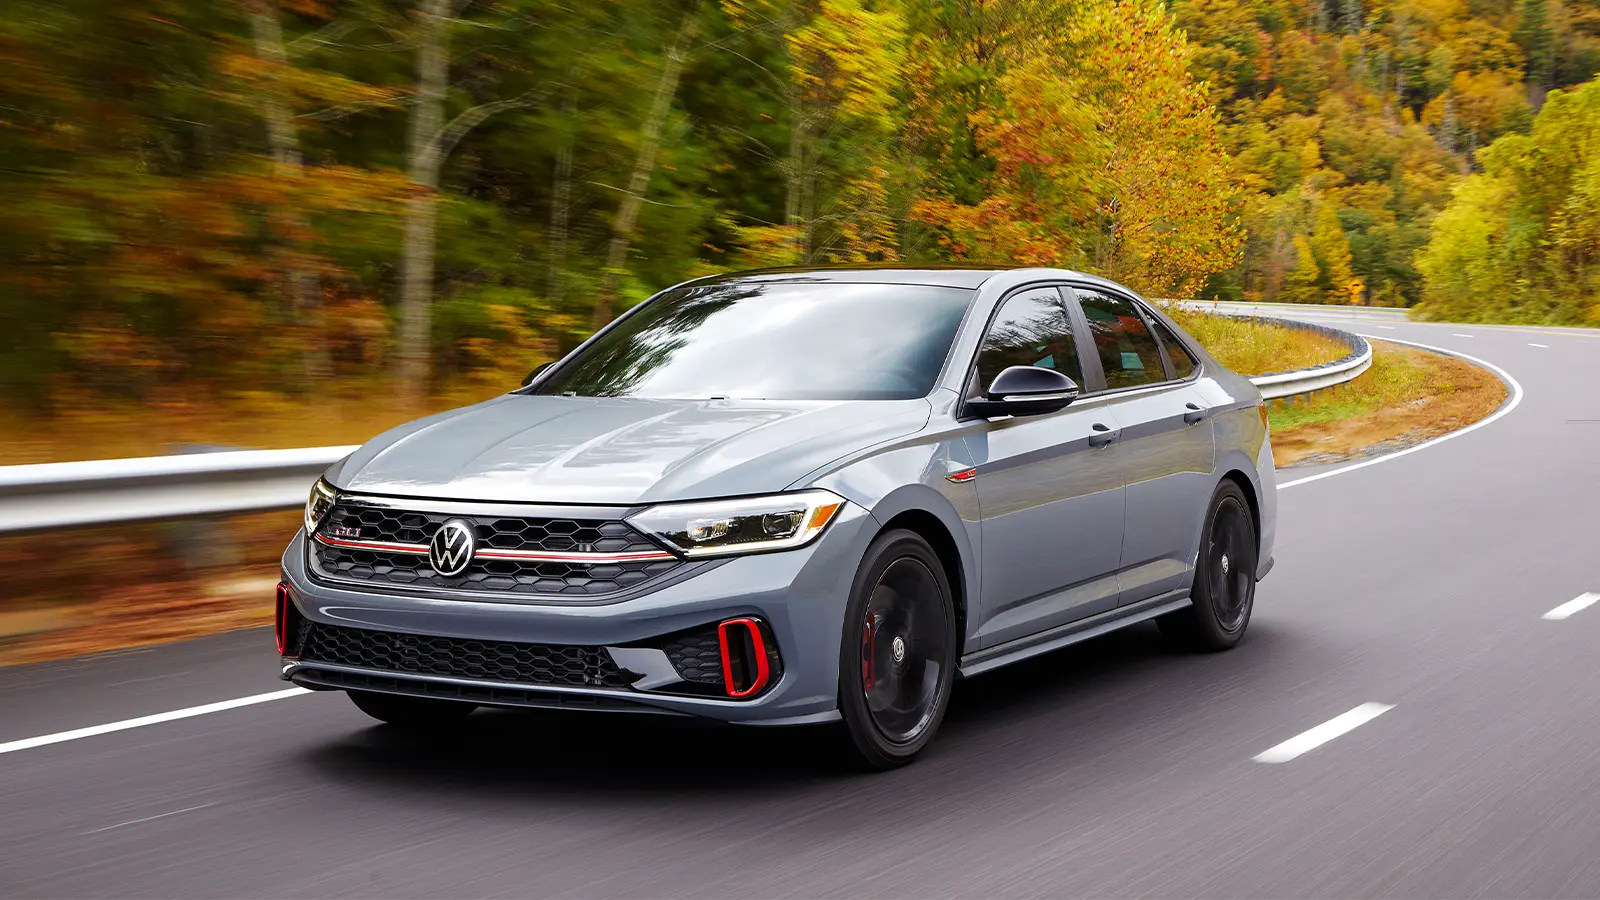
[625,490,845,558]
[304,477,337,535]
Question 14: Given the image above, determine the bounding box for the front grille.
[309,503,681,596]
[298,622,632,688]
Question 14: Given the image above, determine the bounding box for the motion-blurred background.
[1,0,1597,661]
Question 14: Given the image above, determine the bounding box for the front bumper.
[278,504,875,726]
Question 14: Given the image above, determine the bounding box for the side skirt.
[959,593,1192,678]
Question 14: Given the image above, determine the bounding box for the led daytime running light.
[626,491,846,558]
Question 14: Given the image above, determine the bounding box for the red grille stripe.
[313,533,676,563]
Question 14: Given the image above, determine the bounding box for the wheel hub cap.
[1220,554,1230,576]
[891,635,907,664]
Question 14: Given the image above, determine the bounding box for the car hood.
[325,393,931,505]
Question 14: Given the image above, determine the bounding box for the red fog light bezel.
[274,583,295,657]
[716,617,772,698]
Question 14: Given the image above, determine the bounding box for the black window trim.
[1140,302,1205,384]
[1062,283,1200,398]
[957,282,1096,421]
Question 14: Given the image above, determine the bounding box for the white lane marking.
[1279,336,1524,490]
[1254,703,1395,764]
[0,688,309,756]
[81,802,217,835]
[1544,593,1600,621]
[1530,343,1549,348]
[1373,325,1396,329]
[1452,333,1474,338]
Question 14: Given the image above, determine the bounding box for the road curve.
[3,313,1599,898]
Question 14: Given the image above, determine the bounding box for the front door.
[1073,288,1216,604]
[963,287,1127,649]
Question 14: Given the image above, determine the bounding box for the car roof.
[687,264,1137,295]
[692,265,1007,289]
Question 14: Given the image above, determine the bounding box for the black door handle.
[1183,402,1209,426]
[1088,423,1119,448]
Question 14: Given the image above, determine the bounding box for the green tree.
[1418,77,1600,324]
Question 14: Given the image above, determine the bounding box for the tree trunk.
[591,13,698,332]
[397,0,451,407]
[784,81,806,264]
[548,84,576,308]
[248,0,331,385]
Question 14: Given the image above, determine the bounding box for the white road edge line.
[1254,703,1395,764]
[1279,335,1524,490]
[1544,593,1600,621]
[0,688,310,756]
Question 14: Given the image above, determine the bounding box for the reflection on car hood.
[325,394,932,505]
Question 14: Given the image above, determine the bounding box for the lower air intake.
[298,623,631,688]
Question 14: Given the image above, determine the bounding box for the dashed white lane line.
[0,688,309,756]
[1543,593,1600,621]
[1452,333,1474,338]
[81,802,217,835]
[1373,325,1396,329]
[1530,343,1549,348]
[1254,703,1395,764]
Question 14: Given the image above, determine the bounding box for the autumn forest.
[2,0,1598,416]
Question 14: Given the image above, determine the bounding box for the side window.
[1148,315,1198,379]
[970,287,1083,397]
[1075,290,1169,390]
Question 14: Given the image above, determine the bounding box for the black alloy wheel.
[837,529,957,769]
[1159,480,1258,651]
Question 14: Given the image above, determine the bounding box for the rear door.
[1068,287,1216,605]
[962,286,1127,649]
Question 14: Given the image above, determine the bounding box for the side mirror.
[965,366,1080,419]
[521,361,553,387]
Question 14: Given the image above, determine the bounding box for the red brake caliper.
[861,615,876,691]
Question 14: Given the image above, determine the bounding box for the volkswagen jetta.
[277,266,1276,768]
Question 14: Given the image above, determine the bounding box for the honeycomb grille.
[299,623,631,688]
[309,503,680,596]
[660,629,726,685]
[659,623,784,693]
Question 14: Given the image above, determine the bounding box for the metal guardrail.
[0,445,357,535]
[1225,313,1373,400]
[0,317,1375,536]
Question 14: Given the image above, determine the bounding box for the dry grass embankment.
[1167,308,1508,467]
[1165,306,1352,376]
[1265,341,1506,467]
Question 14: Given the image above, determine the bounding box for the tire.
[347,690,476,728]
[1159,481,1258,652]
[835,529,958,770]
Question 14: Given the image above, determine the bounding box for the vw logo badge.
[429,520,476,576]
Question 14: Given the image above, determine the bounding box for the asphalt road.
[3,313,1599,898]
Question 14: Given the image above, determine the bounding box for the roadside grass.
[1165,306,1351,376]
[1265,340,1506,467]
[1167,310,1508,468]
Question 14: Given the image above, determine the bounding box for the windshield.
[531,281,973,400]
